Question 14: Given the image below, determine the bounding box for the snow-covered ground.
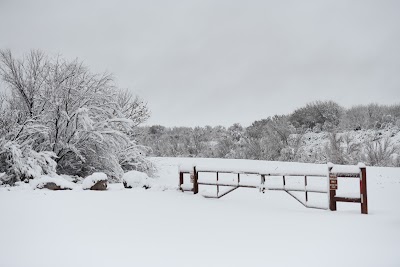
[0,157,399,267]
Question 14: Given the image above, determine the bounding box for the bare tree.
[0,49,49,118]
[118,89,150,127]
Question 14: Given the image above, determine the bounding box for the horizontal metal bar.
[198,170,326,177]
[268,187,327,193]
[330,173,360,178]
[261,173,325,177]
[198,170,260,175]
[198,182,257,188]
[185,170,360,179]
[181,189,193,192]
[198,183,329,194]
[306,189,328,193]
[267,187,286,191]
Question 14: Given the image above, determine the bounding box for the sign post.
[329,173,338,190]
[328,167,337,211]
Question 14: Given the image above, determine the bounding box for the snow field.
[0,157,399,267]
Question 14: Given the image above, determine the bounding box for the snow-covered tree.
[290,101,344,130]
[0,49,154,182]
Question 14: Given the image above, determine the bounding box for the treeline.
[138,101,400,166]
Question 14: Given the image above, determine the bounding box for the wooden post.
[261,174,265,193]
[283,176,286,189]
[217,172,219,197]
[237,173,240,185]
[193,166,198,194]
[304,176,308,202]
[179,172,184,191]
[328,165,337,211]
[360,166,368,214]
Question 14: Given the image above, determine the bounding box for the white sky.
[1,0,399,127]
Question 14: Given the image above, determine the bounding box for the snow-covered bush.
[324,132,361,165]
[118,143,156,177]
[122,170,150,189]
[0,139,57,185]
[392,153,400,167]
[363,137,397,166]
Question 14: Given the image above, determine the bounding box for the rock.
[42,182,67,190]
[90,180,107,190]
[82,172,108,190]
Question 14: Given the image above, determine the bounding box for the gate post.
[260,174,265,193]
[216,172,220,197]
[328,163,337,211]
[359,164,368,214]
[179,171,184,191]
[193,166,199,194]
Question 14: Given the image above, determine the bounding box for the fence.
[179,162,368,214]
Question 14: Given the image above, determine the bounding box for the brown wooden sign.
[329,173,338,190]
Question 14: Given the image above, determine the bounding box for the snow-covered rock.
[82,172,108,190]
[31,175,76,190]
[122,171,150,189]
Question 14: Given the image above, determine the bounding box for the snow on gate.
[179,162,368,214]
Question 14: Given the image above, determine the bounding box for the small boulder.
[42,182,66,190]
[90,180,107,190]
[82,172,108,190]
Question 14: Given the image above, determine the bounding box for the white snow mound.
[122,171,150,188]
[31,175,76,190]
[82,172,108,190]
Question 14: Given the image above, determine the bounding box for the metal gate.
[179,163,368,214]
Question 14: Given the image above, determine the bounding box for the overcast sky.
[1,0,399,127]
